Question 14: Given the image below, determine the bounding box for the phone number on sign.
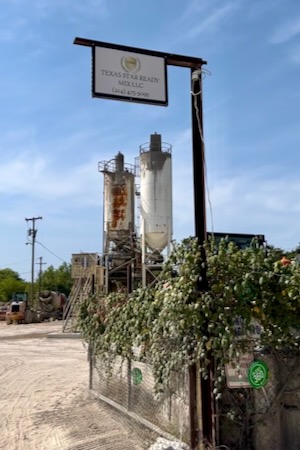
[112,88,150,98]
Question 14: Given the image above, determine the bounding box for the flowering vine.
[77,237,300,396]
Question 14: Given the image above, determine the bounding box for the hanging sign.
[248,360,269,388]
[93,44,168,106]
[225,353,254,388]
[233,316,263,341]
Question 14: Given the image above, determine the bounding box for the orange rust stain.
[111,185,128,229]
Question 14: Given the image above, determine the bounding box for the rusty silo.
[98,152,135,254]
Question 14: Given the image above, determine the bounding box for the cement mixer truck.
[37,290,67,322]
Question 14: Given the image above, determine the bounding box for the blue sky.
[1,0,300,281]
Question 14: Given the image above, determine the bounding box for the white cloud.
[0,0,109,43]
[159,125,300,249]
[0,16,28,43]
[246,0,281,20]
[208,171,300,248]
[270,16,300,44]
[0,150,100,207]
[185,3,238,39]
[179,0,210,21]
[2,141,300,278]
[169,1,239,46]
[164,158,300,250]
[4,142,299,250]
[2,0,108,16]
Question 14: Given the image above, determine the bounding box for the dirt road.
[0,321,146,450]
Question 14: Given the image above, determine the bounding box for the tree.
[0,269,27,302]
[38,263,72,296]
[0,268,23,282]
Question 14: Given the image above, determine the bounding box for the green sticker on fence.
[131,368,143,385]
[248,360,269,388]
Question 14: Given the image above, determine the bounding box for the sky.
[1,0,300,281]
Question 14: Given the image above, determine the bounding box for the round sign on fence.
[131,368,143,385]
[248,360,269,388]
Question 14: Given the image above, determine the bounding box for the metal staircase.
[62,275,93,333]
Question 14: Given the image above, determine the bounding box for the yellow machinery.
[5,293,37,324]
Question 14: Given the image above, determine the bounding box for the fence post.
[88,344,93,390]
[127,358,132,410]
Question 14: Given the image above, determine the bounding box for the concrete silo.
[99,152,135,254]
[139,133,172,284]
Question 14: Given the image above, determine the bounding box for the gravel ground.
[0,321,148,450]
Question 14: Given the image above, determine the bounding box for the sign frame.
[225,353,254,389]
[92,41,168,106]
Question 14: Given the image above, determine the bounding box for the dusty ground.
[0,321,147,450]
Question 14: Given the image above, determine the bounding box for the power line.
[0,259,31,268]
[35,240,67,262]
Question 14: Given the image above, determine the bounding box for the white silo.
[139,133,172,257]
[99,152,135,253]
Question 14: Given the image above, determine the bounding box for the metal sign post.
[190,67,213,447]
[74,37,210,448]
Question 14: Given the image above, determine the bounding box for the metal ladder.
[62,275,93,333]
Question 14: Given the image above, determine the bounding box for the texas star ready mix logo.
[121,55,141,73]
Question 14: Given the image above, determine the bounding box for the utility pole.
[36,256,47,293]
[191,67,213,448]
[25,216,43,305]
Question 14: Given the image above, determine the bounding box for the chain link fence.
[89,351,190,448]
[88,347,299,450]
